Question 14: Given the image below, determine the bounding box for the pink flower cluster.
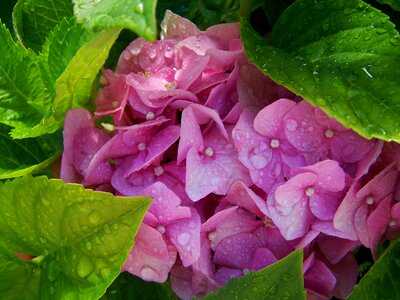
[60,11,400,299]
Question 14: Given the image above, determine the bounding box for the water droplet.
[376,28,387,35]
[322,24,329,31]
[249,154,269,170]
[285,119,298,131]
[113,223,119,230]
[49,286,55,295]
[283,273,294,282]
[390,37,400,46]
[76,256,94,278]
[177,232,191,246]
[266,283,278,295]
[86,242,93,250]
[47,261,60,282]
[88,210,102,225]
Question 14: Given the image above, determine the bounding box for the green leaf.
[157,0,240,30]
[0,22,51,132]
[73,0,157,41]
[0,243,41,299]
[203,249,306,300]
[0,175,151,299]
[348,238,400,299]
[0,123,62,179]
[375,0,400,11]
[241,0,400,142]
[11,26,121,138]
[101,273,178,300]
[12,0,73,52]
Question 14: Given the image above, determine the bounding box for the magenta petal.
[354,204,369,248]
[333,183,361,240]
[331,130,375,163]
[213,233,259,269]
[304,259,336,298]
[167,208,201,267]
[122,223,177,283]
[367,196,392,258]
[330,254,359,299]
[355,140,384,179]
[248,248,277,271]
[214,267,242,286]
[205,23,240,49]
[318,235,359,264]
[254,98,296,137]
[111,164,156,196]
[144,182,191,223]
[124,125,180,175]
[309,191,342,221]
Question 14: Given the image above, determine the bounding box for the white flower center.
[146,112,155,120]
[325,129,334,138]
[305,186,315,197]
[137,142,147,151]
[270,138,280,148]
[208,231,217,241]
[365,196,374,205]
[154,166,164,176]
[204,147,214,157]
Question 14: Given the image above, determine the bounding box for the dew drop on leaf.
[88,210,102,224]
[77,256,94,278]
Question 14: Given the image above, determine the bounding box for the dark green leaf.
[12,0,73,52]
[0,175,151,300]
[203,249,305,300]
[348,238,400,299]
[0,123,62,179]
[0,0,17,32]
[157,0,240,30]
[101,272,178,300]
[241,0,400,142]
[0,243,41,299]
[375,0,400,11]
[73,0,157,41]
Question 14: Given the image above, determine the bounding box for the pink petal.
[292,160,345,193]
[202,207,260,250]
[275,172,317,207]
[205,23,240,49]
[330,254,359,299]
[354,204,369,247]
[167,208,201,267]
[248,247,278,270]
[144,182,191,224]
[254,98,296,137]
[122,223,177,283]
[284,100,324,152]
[221,181,268,218]
[309,191,343,221]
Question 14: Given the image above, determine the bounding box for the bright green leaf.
[375,0,400,12]
[38,18,94,99]
[0,243,41,299]
[348,238,400,299]
[101,273,178,300]
[0,123,62,179]
[0,175,151,299]
[0,22,50,132]
[12,0,73,52]
[241,0,400,142]
[203,249,305,300]
[73,0,157,41]
[11,26,121,138]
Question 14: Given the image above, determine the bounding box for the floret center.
[305,186,315,197]
[270,138,280,148]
